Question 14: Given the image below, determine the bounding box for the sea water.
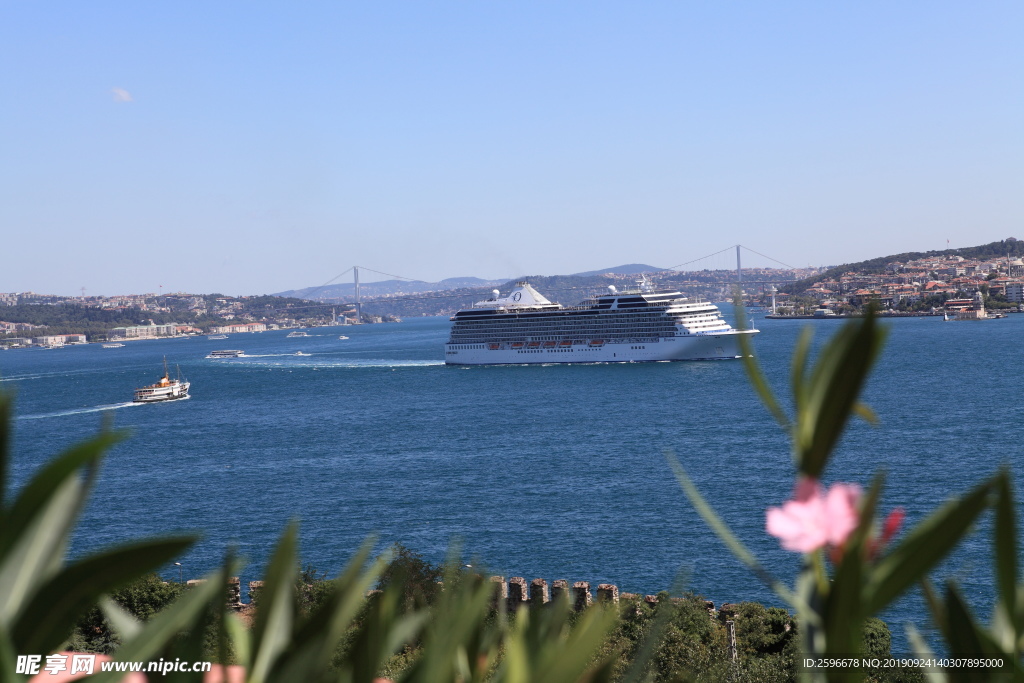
[3,311,1022,652]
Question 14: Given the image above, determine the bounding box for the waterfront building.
[207,322,268,334]
[33,335,66,347]
[109,322,181,340]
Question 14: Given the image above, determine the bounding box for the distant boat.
[338,335,349,340]
[102,343,125,349]
[286,330,309,338]
[207,349,244,358]
[295,351,310,356]
[208,334,228,340]
[133,359,189,403]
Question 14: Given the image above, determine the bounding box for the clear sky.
[2,2,1021,296]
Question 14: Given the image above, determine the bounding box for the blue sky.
[2,2,1021,295]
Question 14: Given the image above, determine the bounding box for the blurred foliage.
[673,305,1022,681]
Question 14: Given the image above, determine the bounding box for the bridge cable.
[740,245,796,270]
[666,245,738,271]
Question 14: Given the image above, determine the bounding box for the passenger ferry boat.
[286,330,310,338]
[207,349,244,358]
[133,360,190,402]
[445,278,757,365]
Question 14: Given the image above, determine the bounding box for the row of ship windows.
[460,311,719,321]
[449,344,485,350]
[450,335,674,342]
[456,321,678,330]
[461,308,718,318]
[453,320,679,329]
[455,317,721,328]
[515,347,601,353]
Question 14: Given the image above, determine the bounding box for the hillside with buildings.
[0,292,355,348]
[767,238,1024,316]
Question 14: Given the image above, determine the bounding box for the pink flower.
[766,478,862,553]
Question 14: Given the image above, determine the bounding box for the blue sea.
[4,311,1022,652]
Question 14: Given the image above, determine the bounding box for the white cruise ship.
[445,279,757,365]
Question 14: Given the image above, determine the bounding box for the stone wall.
[238,575,720,616]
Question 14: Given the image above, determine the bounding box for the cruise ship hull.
[445,330,754,365]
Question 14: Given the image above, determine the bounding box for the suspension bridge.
[279,244,804,316]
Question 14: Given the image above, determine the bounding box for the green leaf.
[993,470,1018,640]
[341,579,426,683]
[797,311,886,479]
[666,451,802,609]
[0,391,11,515]
[0,476,82,625]
[0,625,20,683]
[0,428,123,558]
[529,604,618,683]
[249,522,298,683]
[942,583,985,658]
[99,596,142,642]
[163,575,222,683]
[90,569,227,683]
[734,291,790,430]
[273,541,389,682]
[823,541,865,668]
[401,571,495,683]
[866,477,993,614]
[904,624,947,683]
[489,597,617,683]
[789,326,812,414]
[225,612,251,670]
[12,536,195,654]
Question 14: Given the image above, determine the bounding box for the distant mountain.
[275,276,503,301]
[570,264,664,277]
[276,267,670,301]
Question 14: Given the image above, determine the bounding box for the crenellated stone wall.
[238,575,721,616]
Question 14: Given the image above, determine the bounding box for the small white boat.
[102,343,125,349]
[133,359,190,403]
[207,349,244,358]
[338,335,349,340]
[208,334,228,340]
[286,330,309,338]
[295,351,310,356]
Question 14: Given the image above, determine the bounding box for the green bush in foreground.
[67,574,185,654]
